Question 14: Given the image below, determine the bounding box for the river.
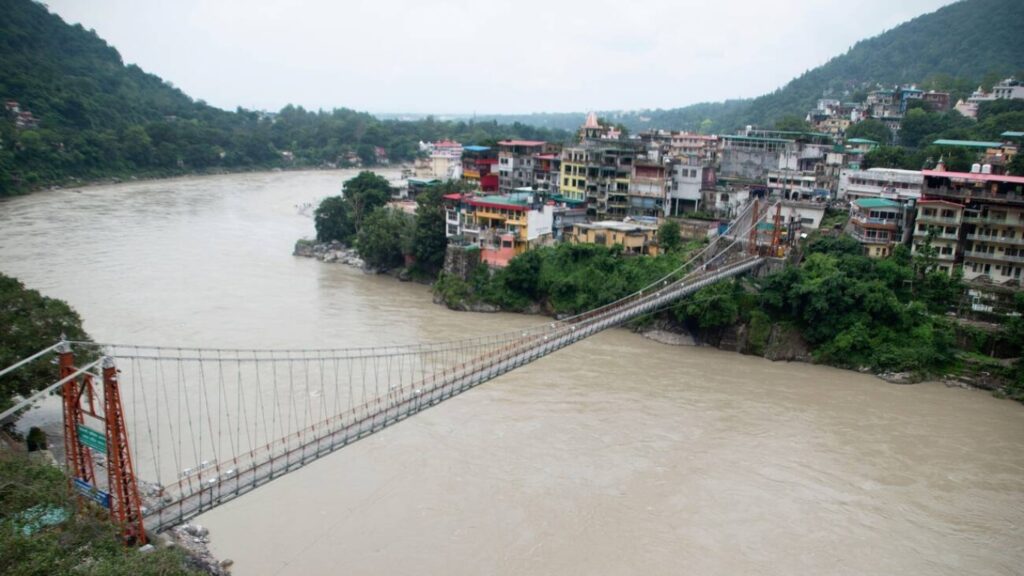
[1,170,1021,575]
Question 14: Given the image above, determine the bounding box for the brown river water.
[0,171,1021,575]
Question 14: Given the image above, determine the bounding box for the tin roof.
[931,139,1003,149]
[854,198,901,209]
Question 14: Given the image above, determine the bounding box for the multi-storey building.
[953,87,997,119]
[667,161,707,216]
[850,198,907,258]
[767,170,818,201]
[911,199,963,276]
[668,132,719,164]
[559,141,637,220]
[428,139,463,180]
[628,162,667,218]
[567,219,660,256]
[914,169,1024,287]
[533,153,561,195]
[497,140,547,194]
[992,78,1024,101]
[461,145,499,192]
[442,191,554,268]
[922,90,951,112]
[719,135,793,182]
[838,168,923,202]
[719,129,832,185]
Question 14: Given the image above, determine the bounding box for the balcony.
[849,230,895,244]
[962,214,1018,225]
[916,214,961,225]
[924,186,1024,204]
[963,250,1024,264]
[851,215,899,229]
[966,233,1024,246]
[913,229,959,240]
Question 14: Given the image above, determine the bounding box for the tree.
[862,146,912,170]
[342,171,393,228]
[773,115,811,132]
[846,119,891,144]
[413,181,463,275]
[0,274,91,411]
[314,196,355,243]
[1009,153,1024,176]
[356,207,413,270]
[657,220,682,253]
[679,280,740,330]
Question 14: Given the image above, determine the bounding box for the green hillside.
[693,0,1024,132]
[0,0,568,195]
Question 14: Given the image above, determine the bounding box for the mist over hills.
[461,0,1024,132]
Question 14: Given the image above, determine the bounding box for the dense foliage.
[313,173,467,273]
[0,273,90,411]
[860,100,1024,173]
[439,234,975,376]
[356,207,413,270]
[435,242,700,314]
[0,0,568,195]
[412,181,473,275]
[669,235,963,374]
[657,220,682,253]
[0,451,202,575]
[845,119,892,144]
[755,238,958,372]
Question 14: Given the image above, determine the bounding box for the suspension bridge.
[0,200,787,544]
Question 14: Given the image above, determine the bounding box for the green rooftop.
[549,194,586,206]
[854,198,901,209]
[932,139,1003,149]
[1001,131,1024,139]
[846,138,879,145]
[472,193,531,207]
[723,135,793,144]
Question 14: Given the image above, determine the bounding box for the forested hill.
[476,0,1024,133]
[0,0,567,196]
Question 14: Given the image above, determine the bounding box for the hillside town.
[393,79,1024,315]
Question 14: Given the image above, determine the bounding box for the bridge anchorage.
[0,200,786,542]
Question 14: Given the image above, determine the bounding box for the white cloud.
[47,0,956,114]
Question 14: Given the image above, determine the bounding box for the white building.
[428,140,463,180]
[993,78,1024,101]
[767,169,817,201]
[668,162,704,215]
[838,168,923,202]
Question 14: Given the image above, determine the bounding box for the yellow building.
[567,220,660,256]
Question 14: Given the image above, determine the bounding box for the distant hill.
[0,0,567,195]
[479,0,1024,133]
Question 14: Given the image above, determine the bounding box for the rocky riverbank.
[293,239,366,268]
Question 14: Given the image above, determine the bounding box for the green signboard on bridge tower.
[77,424,107,453]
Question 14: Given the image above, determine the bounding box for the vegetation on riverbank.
[0,450,203,576]
[0,273,90,411]
[434,240,704,315]
[0,273,208,574]
[314,172,467,277]
[433,234,1024,395]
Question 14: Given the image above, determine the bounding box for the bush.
[26,427,47,452]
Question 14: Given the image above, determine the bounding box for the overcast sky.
[47,0,956,115]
